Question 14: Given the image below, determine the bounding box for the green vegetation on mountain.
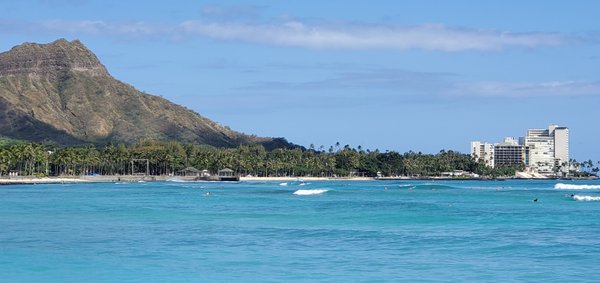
[0,39,290,148]
[0,136,25,147]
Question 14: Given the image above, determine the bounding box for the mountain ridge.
[0,39,291,149]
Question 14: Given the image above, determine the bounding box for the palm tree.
[0,148,13,175]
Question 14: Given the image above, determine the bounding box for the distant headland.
[0,39,290,149]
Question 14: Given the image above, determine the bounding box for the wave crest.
[166,179,189,182]
[412,184,461,190]
[555,183,600,190]
[573,195,600,201]
[293,189,328,195]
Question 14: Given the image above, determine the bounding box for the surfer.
[205,192,211,196]
[533,198,538,202]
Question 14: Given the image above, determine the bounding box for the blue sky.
[1,0,599,161]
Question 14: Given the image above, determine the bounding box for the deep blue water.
[1,180,600,282]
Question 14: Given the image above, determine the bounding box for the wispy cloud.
[453,80,600,97]
[240,69,454,91]
[180,21,573,51]
[237,68,600,98]
[41,20,174,38]
[0,18,583,51]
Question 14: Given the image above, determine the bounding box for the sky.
[1,0,599,161]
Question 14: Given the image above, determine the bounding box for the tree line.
[0,140,594,178]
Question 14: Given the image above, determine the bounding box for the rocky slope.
[0,39,289,148]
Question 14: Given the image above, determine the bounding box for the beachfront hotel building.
[494,137,528,167]
[470,124,569,173]
[524,124,569,173]
[471,138,526,168]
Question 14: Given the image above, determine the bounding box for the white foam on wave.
[398,184,415,189]
[573,195,600,201]
[166,179,189,182]
[279,182,288,186]
[293,189,328,195]
[555,183,600,190]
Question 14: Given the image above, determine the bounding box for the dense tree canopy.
[0,140,563,178]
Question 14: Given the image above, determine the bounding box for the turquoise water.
[1,180,600,282]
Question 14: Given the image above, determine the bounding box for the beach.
[0,177,88,185]
[239,176,374,181]
[0,175,375,184]
[3,174,592,185]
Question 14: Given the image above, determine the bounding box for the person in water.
[533,198,538,202]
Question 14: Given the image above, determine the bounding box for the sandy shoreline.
[240,176,374,181]
[0,176,374,184]
[0,177,88,184]
[2,175,591,185]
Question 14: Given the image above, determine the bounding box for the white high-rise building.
[470,124,569,174]
[524,124,569,173]
[554,127,569,166]
[470,141,494,168]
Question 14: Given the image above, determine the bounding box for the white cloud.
[3,18,579,51]
[41,20,174,37]
[180,21,572,51]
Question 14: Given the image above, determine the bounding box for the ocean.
[1,180,599,282]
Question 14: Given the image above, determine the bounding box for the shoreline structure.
[1,175,596,185]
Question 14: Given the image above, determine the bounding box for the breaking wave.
[293,189,328,196]
[412,184,462,190]
[397,184,415,189]
[166,179,190,182]
[572,195,600,201]
[554,183,600,190]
